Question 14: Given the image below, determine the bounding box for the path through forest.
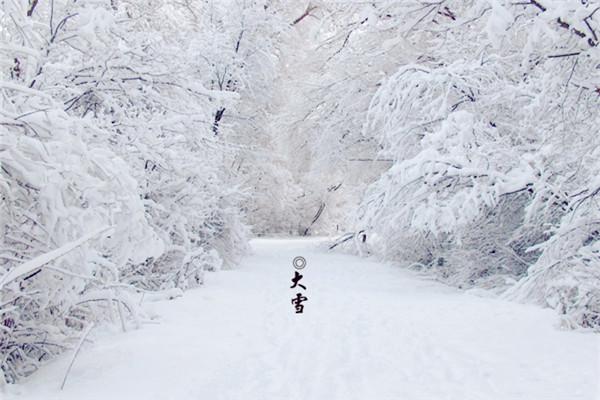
[5,238,599,400]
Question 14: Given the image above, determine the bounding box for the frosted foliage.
[355,0,600,329]
[0,0,278,383]
[0,85,160,383]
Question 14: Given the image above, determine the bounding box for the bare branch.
[292,4,317,25]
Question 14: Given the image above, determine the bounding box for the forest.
[1,0,599,392]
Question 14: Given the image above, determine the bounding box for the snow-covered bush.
[0,76,163,383]
[354,0,600,329]
[0,0,256,383]
[34,0,250,276]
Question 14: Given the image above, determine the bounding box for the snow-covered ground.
[4,238,599,400]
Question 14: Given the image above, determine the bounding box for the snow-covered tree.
[0,0,162,382]
[354,0,600,328]
[0,0,264,382]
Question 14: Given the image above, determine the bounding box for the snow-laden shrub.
[0,88,162,383]
[23,0,250,278]
[506,148,600,329]
[355,0,600,329]
[0,0,253,383]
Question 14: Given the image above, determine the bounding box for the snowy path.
[6,238,599,400]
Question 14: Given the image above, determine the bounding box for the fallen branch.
[292,4,317,25]
[0,226,115,289]
[329,232,355,250]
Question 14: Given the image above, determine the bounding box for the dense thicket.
[0,0,292,383]
[359,0,600,330]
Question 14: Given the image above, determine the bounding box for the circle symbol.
[293,256,306,270]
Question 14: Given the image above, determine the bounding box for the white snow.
[4,238,599,400]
